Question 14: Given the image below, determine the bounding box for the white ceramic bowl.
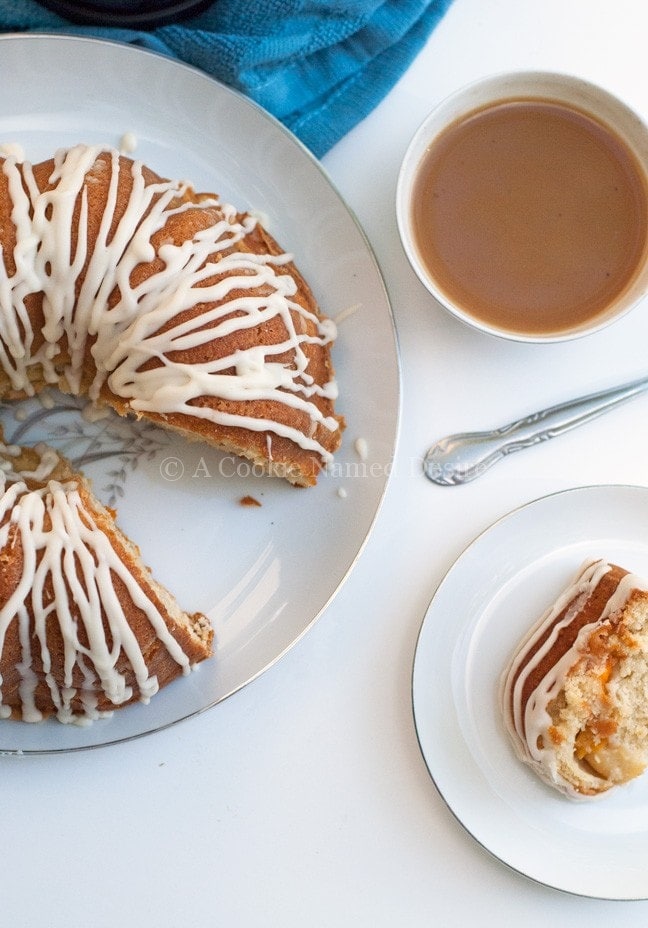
[396,71,648,343]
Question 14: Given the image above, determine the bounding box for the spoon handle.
[423,374,648,486]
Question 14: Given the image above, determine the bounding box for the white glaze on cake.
[0,143,340,725]
[0,144,340,463]
[500,558,648,798]
[0,442,201,725]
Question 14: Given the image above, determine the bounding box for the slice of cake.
[0,435,213,724]
[500,558,648,798]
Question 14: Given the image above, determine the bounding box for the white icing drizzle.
[500,559,648,796]
[38,390,55,410]
[354,437,368,461]
[119,132,137,155]
[0,143,24,162]
[0,444,195,724]
[333,302,361,325]
[0,144,340,462]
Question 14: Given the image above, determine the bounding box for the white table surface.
[7,0,648,924]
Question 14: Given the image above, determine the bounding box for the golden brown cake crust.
[0,439,213,723]
[510,563,629,738]
[501,559,648,798]
[0,147,344,486]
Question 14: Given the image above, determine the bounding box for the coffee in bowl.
[396,72,648,342]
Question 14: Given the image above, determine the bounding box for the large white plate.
[0,35,400,753]
[412,485,648,900]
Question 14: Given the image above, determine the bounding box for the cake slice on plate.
[501,558,648,798]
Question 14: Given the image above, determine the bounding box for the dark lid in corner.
[37,0,213,27]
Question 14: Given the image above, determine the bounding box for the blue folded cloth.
[0,0,454,156]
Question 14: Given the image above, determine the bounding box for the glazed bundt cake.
[0,142,345,725]
[0,435,213,724]
[501,559,648,799]
[0,143,344,486]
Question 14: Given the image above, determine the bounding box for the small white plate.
[0,35,400,753]
[412,485,648,900]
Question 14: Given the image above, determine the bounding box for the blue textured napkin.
[0,0,454,156]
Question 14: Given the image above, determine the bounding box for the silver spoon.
[423,373,648,486]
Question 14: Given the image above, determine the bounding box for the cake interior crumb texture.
[501,560,648,799]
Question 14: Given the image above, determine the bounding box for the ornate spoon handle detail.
[423,374,648,486]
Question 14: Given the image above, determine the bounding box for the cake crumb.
[82,401,112,423]
[240,495,262,507]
